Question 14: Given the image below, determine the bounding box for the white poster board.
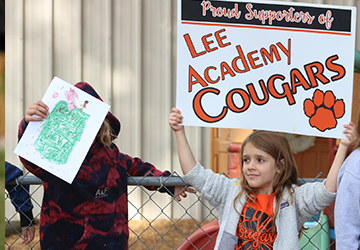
[176,0,357,138]
[14,77,110,184]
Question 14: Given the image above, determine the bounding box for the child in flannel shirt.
[19,82,191,250]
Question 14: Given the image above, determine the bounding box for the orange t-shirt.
[235,193,277,250]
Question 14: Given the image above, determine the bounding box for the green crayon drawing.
[34,100,90,165]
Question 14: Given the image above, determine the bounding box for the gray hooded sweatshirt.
[182,162,336,250]
[335,148,360,249]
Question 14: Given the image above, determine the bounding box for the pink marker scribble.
[65,88,79,111]
[53,92,59,98]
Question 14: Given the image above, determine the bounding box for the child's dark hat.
[74,82,121,137]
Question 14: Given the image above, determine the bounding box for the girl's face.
[242,142,280,195]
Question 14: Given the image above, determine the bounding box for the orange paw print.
[303,89,345,132]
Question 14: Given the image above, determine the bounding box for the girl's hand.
[22,226,36,244]
[25,101,49,123]
[174,186,197,201]
[169,108,184,132]
[325,121,358,193]
[341,121,358,147]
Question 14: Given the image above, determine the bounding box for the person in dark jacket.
[5,161,36,244]
[18,82,191,250]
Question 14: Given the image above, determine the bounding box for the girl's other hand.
[22,226,36,244]
[341,121,358,147]
[25,100,49,123]
[169,108,184,132]
[174,186,197,201]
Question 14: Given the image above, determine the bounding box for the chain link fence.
[5,171,335,250]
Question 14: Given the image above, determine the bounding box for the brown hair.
[234,130,299,233]
[353,109,360,150]
[96,117,117,148]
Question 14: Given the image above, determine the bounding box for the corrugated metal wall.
[5,0,360,220]
[5,0,212,221]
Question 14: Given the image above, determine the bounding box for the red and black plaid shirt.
[18,118,173,250]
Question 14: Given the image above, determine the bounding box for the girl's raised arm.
[169,108,197,175]
[325,121,358,193]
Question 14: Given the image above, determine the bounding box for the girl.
[335,110,360,249]
[169,107,357,250]
[18,82,191,250]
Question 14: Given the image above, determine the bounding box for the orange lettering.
[246,80,269,105]
[304,61,330,87]
[193,88,228,122]
[247,50,263,69]
[232,45,250,73]
[188,65,208,92]
[326,55,345,81]
[260,45,281,65]
[267,74,295,105]
[204,66,220,84]
[226,88,250,112]
[202,33,218,53]
[276,38,291,65]
[215,28,231,48]
[220,62,236,80]
[183,33,206,58]
[290,69,311,94]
